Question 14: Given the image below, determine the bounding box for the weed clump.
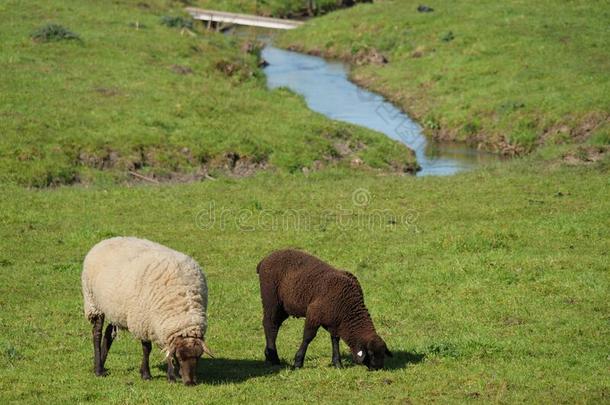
[215,59,255,81]
[441,31,455,42]
[31,24,80,42]
[160,16,194,30]
[4,344,23,366]
[417,5,434,13]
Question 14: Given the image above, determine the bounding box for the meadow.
[0,0,414,187]
[1,160,609,403]
[1,0,609,404]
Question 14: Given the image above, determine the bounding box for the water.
[262,46,500,176]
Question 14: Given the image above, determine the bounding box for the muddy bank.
[25,133,416,188]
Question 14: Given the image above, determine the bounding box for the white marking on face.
[357,350,363,357]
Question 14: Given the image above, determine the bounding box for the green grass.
[278,0,610,153]
[0,0,414,187]
[1,0,609,403]
[0,160,609,403]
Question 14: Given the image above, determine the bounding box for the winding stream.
[262,46,501,176]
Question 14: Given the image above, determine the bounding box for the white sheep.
[81,237,213,385]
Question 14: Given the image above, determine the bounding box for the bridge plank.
[185,7,304,30]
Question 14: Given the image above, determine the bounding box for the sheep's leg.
[91,315,106,376]
[293,320,319,369]
[167,355,177,383]
[263,306,287,365]
[100,324,114,367]
[173,354,181,380]
[140,340,152,380]
[331,335,342,368]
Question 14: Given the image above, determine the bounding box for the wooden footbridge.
[185,7,305,31]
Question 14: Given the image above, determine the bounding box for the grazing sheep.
[81,237,213,385]
[257,249,392,370]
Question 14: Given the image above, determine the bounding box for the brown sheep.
[257,249,392,370]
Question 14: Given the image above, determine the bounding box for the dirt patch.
[94,87,121,97]
[171,64,193,75]
[215,59,255,80]
[352,48,388,66]
[286,44,387,67]
[392,160,419,174]
[541,112,609,145]
[297,131,418,175]
[333,140,365,157]
[76,147,269,185]
[78,150,121,169]
[210,151,269,178]
[562,145,608,166]
[320,130,366,164]
[502,317,525,326]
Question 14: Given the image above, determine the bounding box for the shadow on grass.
[153,351,423,383]
[156,357,285,384]
[385,350,425,370]
[331,350,425,370]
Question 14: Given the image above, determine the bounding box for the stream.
[262,46,501,176]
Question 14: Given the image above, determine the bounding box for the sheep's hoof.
[94,369,108,377]
[141,373,152,381]
[264,348,280,365]
[332,362,343,369]
[293,361,304,370]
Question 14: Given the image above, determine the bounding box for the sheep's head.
[353,335,392,370]
[171,337,214,386]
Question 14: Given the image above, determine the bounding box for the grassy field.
[0,160,609,403]
[279,0,610,153]
[0,0,414,187]
[1,0,609,404]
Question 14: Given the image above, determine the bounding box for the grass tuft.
[160,15,194,30]
[31,23,80,42]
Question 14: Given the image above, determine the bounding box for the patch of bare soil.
[352,48,388,66]
[562,145,608,166]
[298,131,418,175]
[75,147,270,185]
[171,64,193,75]
[210,152,269,178]
[286,45,387,67]
[94,87,121,97]
[541,112,609,145]
[214,59,255,81]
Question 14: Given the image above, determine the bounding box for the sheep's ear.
[385,347,393,357]
[202,341,215,358]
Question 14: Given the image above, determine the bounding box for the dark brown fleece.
[257,249,391,369]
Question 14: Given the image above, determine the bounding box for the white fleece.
[82,237,207,350]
